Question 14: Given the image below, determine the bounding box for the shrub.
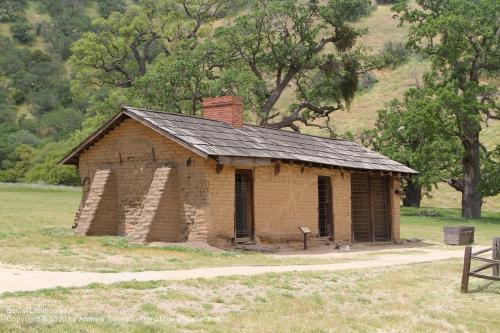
[10,20,34,44]
[380,41,409,67]
[24,160,80,186]
[0,169,18,182]
[358,72,379,92]
[22,140,80,186]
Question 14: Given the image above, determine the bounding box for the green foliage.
[97,0,125,18]
[0,88,15,123]
[375,0,399,4]
[0,34,82,185]
[134,40,244,114]
[22,140,80,185]
[0,0,27,22]
[214,0,375,126]
[0,144,35,182]
[66,113,112,145]
[0,45,72,114]
[9,19,34,44]
[0,127,40,176]
[70,0,231,88]
[480,146,500,198]
[364,86,462,202]
[40,108,84,139]
[368,78,500,205]
[24,163,80,185]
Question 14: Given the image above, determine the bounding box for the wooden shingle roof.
[61,107,417,174]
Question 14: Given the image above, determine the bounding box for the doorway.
[318,176,333,238]
[234,170,254,241]
[351,174,391,242]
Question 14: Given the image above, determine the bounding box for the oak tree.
[136,0,382,131]
[70,0,233,88]
[393,0,500,217]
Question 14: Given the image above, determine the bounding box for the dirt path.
[0,248,467,294]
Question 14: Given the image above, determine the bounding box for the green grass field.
[401,207,500,245]
[0,183,499,273]
[0,183,373,272]
[0,183,499,332]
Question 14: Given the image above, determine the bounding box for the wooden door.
[318,176,333,238]
[371,176,391,241]
[234,170,254,241]
[351,174,391,242]
[351,174,371,242]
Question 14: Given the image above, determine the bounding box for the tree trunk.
[461,133,482,219]
[260,65,301,124]
[402,179,422,207]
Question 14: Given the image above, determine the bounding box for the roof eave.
[216,155,418,175]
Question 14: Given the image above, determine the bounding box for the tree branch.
[446,178,464,192]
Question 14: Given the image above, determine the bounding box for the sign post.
[298,226,311,250]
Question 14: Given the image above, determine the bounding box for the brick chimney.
[202,96,244,128]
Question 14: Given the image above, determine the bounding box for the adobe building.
[60,96,417,245]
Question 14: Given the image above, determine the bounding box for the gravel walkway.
[0,248,467,294]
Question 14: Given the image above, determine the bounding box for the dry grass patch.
[422,183,500,212]
[0,260,499,332]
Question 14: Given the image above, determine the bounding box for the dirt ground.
[229,237,437,256]
[0,245,470,294]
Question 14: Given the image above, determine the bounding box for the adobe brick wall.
[332,171,352,242]
[131,167,181,242]
[206,162,353,244]
[77,118,210,242]
[206,163,235,243]
[206,162,401,244]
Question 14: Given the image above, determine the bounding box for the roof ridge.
[123,106,229,126]
[124,106,356,145]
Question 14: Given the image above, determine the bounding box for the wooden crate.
[443,226,475,245]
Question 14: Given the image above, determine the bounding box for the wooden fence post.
[461,246,472,293]
[493,237,500,278]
